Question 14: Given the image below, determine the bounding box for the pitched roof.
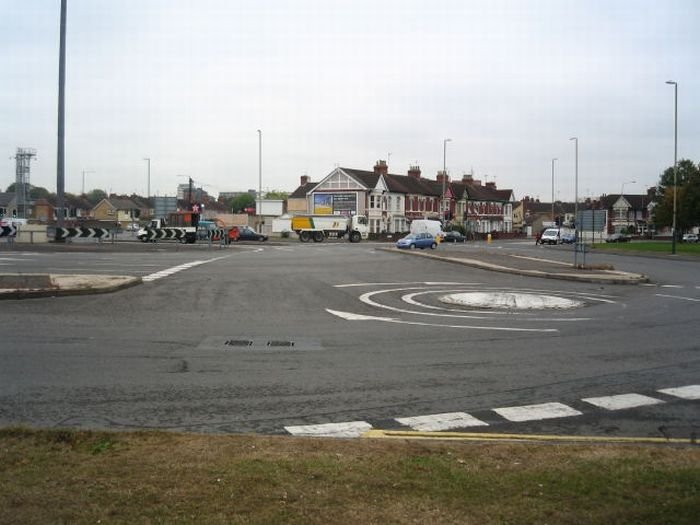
[107,198,142,210]
[599,194,650,209]
[450,181,512,202]
[289,182,318,199]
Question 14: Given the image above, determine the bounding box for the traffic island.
[0,274,141,299]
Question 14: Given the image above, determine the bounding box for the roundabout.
[329,281,620,333]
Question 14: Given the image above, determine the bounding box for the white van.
[410,219,444,240]
[539,228,560,245]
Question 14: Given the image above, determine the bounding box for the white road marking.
[325,309,558,332]
[660,284,684,288]
[494,402,582,422]
[358,288,590,323]
[142,256,230,282]
[285,421,372,438]
[396,412,488,431]
[655,294,700,302]
[657,385,700,400]
[335,281,471,288]
[581,393,664,410]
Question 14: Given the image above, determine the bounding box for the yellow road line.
[362,429,694,445]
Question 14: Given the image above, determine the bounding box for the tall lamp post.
[56,0,67,228]
[442,138,451,219]
[569,137,578,228]
[551,158,557,224]
[81,170,94,195]
[666,80,678,255]
[621,180,636,232]
[257,129,262,226]
[143,158,151,199]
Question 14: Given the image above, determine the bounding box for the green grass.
[1,428,699,524]
[592,240,700,255]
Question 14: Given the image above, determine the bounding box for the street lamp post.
[257,129,262,225]
[666,80,678,255]
[551,158,557,224]
[81,170,94,195]
[569,137,578,227]
[621,180,636,196]
[143,157,151,200]
[56,0,67,228]
[569,137,579,266]
[621,180,636,232]
[442,138,451,219]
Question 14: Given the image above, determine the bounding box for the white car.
[682,233,698,243]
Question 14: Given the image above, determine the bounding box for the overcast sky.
[2,0,699,202]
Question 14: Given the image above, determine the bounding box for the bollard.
[487,233,492,243]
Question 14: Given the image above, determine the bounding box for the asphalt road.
[1,239,698,440]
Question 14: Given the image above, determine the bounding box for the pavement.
[0,242,647,299]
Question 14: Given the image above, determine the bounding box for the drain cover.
[197,336,322,352]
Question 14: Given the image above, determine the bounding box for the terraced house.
[290,161,515,235]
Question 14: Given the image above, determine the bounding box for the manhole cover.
[439,292,583,310]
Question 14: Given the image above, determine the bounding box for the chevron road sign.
[140,228,189,242]
[207,228,228,241]
[0,225,18,237]
[54,227,111,240]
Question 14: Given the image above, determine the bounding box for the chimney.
[374,160,388,176]
[485,181,496,189]
[300,175,310,186]
[407,165,421,179]
[462,173,474,183]
[436,170,450,184]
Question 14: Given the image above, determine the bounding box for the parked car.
[442,231,466,243]
[396,232,437,250]
[229,225,268,242]
[606,233,631,243]
[682,233,699,243]
[539,228,561,245]
[561,232,576,244]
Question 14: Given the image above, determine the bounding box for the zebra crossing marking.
[395,412,488,432]
[493,402,582,422]
[581,393,664,411]
[657,385,700,400]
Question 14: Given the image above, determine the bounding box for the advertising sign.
[314,194,333,214]
[332,193,356,214]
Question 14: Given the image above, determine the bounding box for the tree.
[228,193,256,213]
[653,159,700,232]
[86,189,107,204]
[29,186,51,200]
[264,190,288,200]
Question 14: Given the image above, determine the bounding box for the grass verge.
[1,427,699,524]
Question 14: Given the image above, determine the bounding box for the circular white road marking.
[440,292,583,310]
